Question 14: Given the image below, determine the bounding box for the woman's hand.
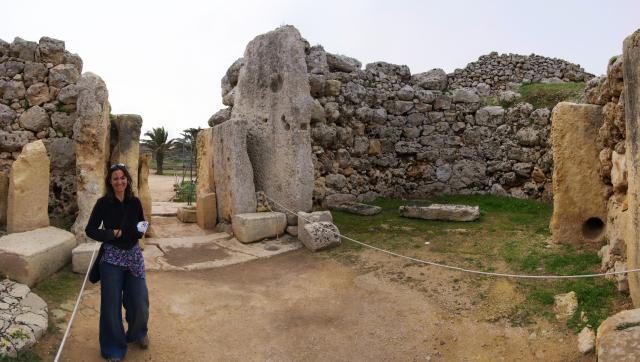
[113,229,122,238]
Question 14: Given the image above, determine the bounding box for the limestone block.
[624,29,640,306]
[38,36,65,65]
[549,102,606,244]
[233,25,313,215]
[333,202,382,216]
[0,131,32,152]
[18,106,50,132]
[138,153,152,223]
[611,151,627,193]
[297,210,334,250]
[553,291,577,320]
[231,212,287,243]
[110,114,142,191]
[71,242,101,273]
[7,140,50,233]
[71,73,110,242]
[399,204,479,222]
[0,173,7,226]
[48,64,80,89]
[177,206,197,223]
[196,128,215,197]
[323,193,356,208]
[577,327,595,355]
[596,308,640,361]
[44,137,75,170]
[0,227,76,286]
[196,192,217,230]
[299,222,341,252]
[212,119,256,223]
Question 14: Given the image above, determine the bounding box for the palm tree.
[174,127,202,179]
[141,127,174,175]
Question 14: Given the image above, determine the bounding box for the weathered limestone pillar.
[196,128,217,229]
[71,73,110,242]
[0,173,7,226]
[232,25,314,217]
[7,140,50,233]
[549,102,607,244]
[110,114,142,191]
[623,29,640,306]
[212,119,256,223]
[138,152,152,223]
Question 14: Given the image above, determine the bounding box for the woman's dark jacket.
[85,196,145,250]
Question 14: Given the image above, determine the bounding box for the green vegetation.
[518,82,586,109]
[173,180,196,203]
[141,127,175,175]
[0,350,41,362]
[330,194,627,331]
[33,266,82,305]
[480,82,587,109]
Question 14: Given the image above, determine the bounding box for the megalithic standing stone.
[231,25,314,217]
[7,140,50,233]
[110,114,142,193]
[623,29,640,306]
[71,73,110,242]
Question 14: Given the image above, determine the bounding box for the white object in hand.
[137,221,149,233]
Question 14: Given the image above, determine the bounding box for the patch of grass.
[173,180,196,203]
[32,265,82,305]
[329,194,627,331]
[0,350,41,362]
[518,82,586,109]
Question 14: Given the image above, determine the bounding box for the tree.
[141,127,174,175]
[174,127,202,179]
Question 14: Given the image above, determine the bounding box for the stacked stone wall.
[212,40,583,204]
[448,51,594,93]
[0,37,84,220]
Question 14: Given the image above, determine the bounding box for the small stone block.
[231,212,287,243]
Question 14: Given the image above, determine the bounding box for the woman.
[85,163,149,362]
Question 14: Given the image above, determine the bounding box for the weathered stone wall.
[448,51,594,93]
[212,32,568,204]
[0,37,83,221]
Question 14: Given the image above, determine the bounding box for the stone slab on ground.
[147,215,216,238]
[151,234,252,271]
[151,202,189,217]
[399,204,480,221]
[215,234,302,258]
[323,193,356,208]
[142,244,165,271]
[332,202,382,216]
[231,212,287,243]
[596,308,640,361]
[177,206,197,223]
[299,221,341,252]
[0,227,76,286]
[71,242,101,273]
[0,279,48,358]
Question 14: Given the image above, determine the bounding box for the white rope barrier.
[263,194,640,280]
[53,243,100,362]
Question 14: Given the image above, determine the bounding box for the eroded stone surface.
[399,204,479,221]
[231,212,287,243]
[596,308,640,361]
[299,221,341,251]
[332,202,382,216]
[110,114,142,191]
[0,279,48,358]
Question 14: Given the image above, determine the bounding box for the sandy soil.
[53,250,592,362]
[148,174,178,202]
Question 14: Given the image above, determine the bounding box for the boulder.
[25,82,50,107]
[596,308,640,361]
[323,193,356,208]
[411,69,448,91]
[18,106,50,132]
[624,29,640,306]
[212,119,256,223]
[549,102,607,244]
[177,206,197,223]
[332,202,382,216]
[71,242,101,273]
[233,26,313,215]
[577,327,595,355]
[71,73,110,242]
[44,137,75,170]
[326,53,361,73]
[299,222,341,251]
[452,88,479,103]
[38,36,65,65]
[138,153,152,223]
[231,212,287,243]
[7,140,50,233]
[0,227,76,286]
[109,114,142,191]
[611,151,627,193]
[0,103,16,128]
[48,64,80,89]
[0,131,32,152]
[399,204,480,222]
[208,107,231,126]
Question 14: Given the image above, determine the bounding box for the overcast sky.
[2,0,639,139]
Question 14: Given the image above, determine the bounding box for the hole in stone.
[582,217,604,240]
[300,123,308,130]
[263,118,268,123]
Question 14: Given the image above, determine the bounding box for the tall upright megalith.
[7,140,50,233]
[71,73,110,242]
[232,25,314,215]
[110,114,142,191]
[623,29,640,306]
[549,102,607,244]
[196,128,217,229]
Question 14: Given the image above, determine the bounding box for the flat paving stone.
[151,202,189,216]
[331,202,382,216]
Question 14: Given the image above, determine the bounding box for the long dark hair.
[105,163,134,201]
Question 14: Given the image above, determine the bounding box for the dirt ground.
[148,174,178,202]
[52,249,591,362]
